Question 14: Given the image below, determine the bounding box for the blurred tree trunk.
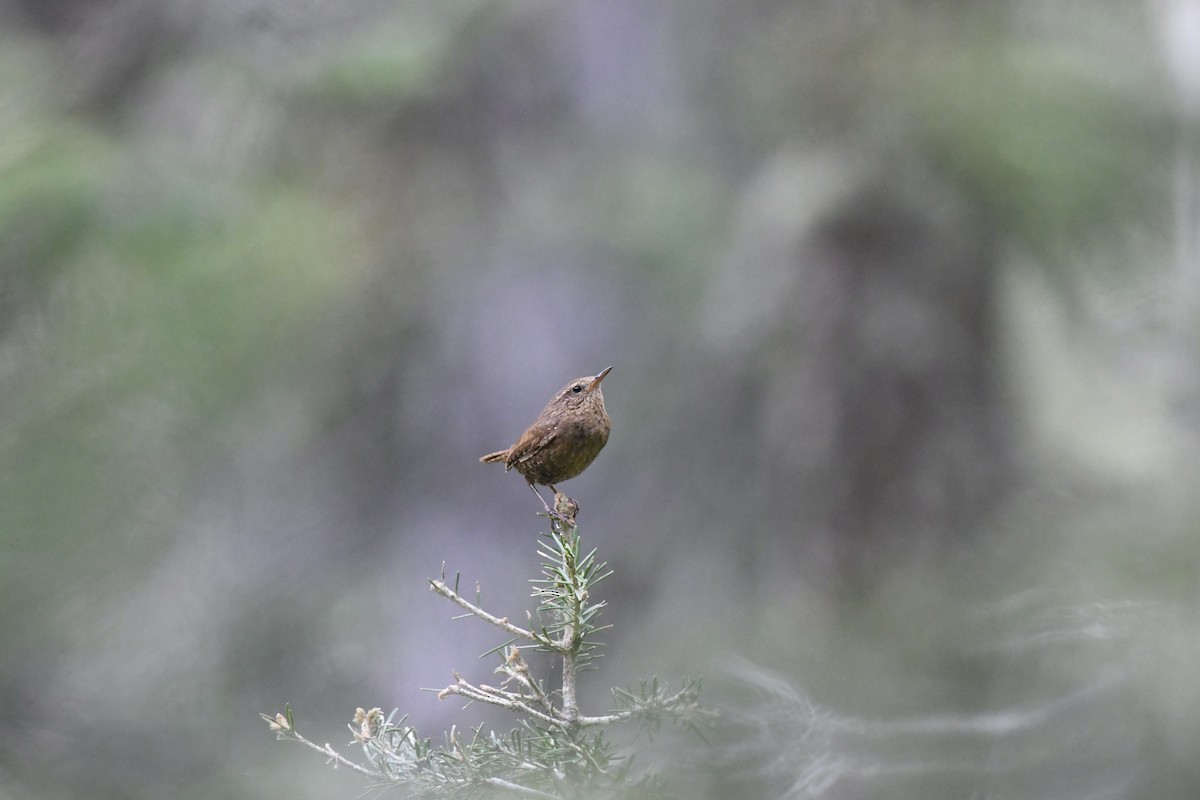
[811,173,1009,580]
[701,156,1012,587]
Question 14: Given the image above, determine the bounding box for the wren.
[480,367,612,513]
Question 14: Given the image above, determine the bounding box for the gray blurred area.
[2,1,1199,798]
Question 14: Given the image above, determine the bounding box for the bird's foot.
[551,491,579,527]
[530,485,579,527]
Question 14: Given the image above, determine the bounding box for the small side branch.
[438,675,566,728]
[261,714,386,780]
[579,684,709,728]
[430,579,559,650]
[483,777,562,799]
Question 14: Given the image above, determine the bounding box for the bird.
[480,367,612,513]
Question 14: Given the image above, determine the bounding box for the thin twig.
[483,777,561,799]
[441,684,565,728]
[480,682,551,708]
[499,665,554,712]
[429,579,558,649]
[576,709,640,727]
[576,686,703,727]
[279,730,386,779]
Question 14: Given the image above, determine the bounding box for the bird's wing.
[506,424,557,469]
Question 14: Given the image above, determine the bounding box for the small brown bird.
[480,367,612,513]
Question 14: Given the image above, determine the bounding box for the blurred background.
[2,1,1199,798]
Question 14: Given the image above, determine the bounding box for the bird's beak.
[587,366,613,392]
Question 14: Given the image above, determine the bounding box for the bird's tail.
[480,450,509,464]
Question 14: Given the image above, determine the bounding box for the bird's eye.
[571,384,583,393]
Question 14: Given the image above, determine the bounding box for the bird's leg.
[528,482,553,513]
